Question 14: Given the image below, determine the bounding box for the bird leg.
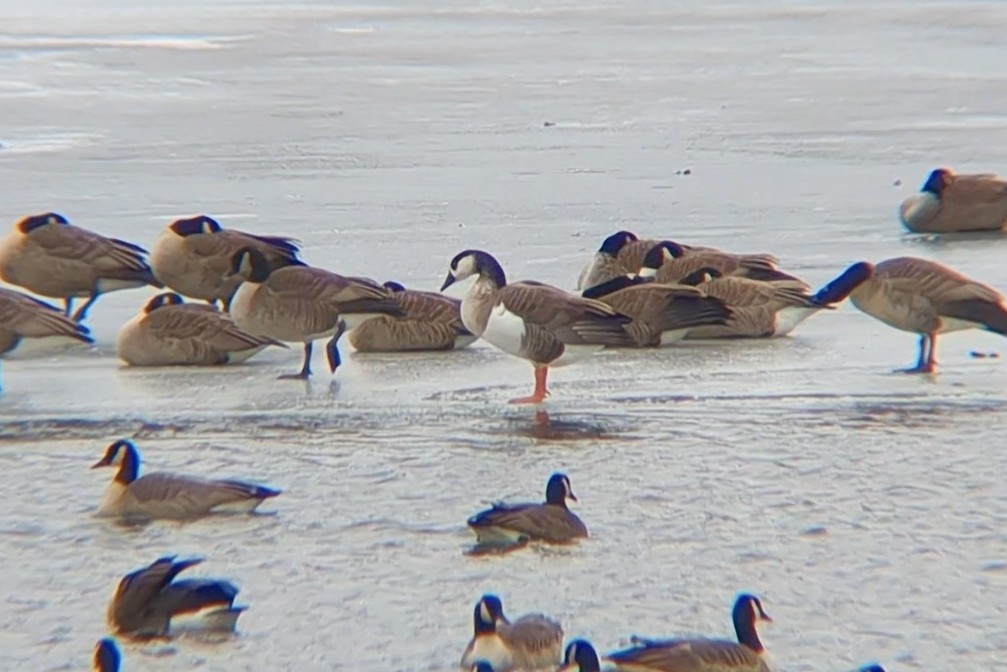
[71,293,101,322]
[509,366,550,404]
[63,297,74,318]
[326,319,347,373]
[279,342,313,379]
[898,334,937,374]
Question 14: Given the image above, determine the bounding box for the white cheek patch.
[639,267,657,278]
[480,601,492,625]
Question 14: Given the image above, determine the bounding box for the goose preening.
[0,286,93,390]
[228,248,405,379]
[814,257,1007,373]
[108,556,244,638]
[581,275,732,346]
[441,249,634,404]
[0,213,160,321]
[606,593,773,672]
[91,439,280,520]
[117,292,285,366]
[640,241,803,287]
[899,168,1007,233]
[348,280,477,352]
[675,269,831,338]
[150,215,300,308]
[93,638,121,672]
[460,594,564,672]
[467,472,588,545]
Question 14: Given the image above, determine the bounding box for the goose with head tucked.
[228,248,405,379]
[151,215,300,308]
[91,439,280,520]
[581,274,731,346]
[814,256,1007,373]
[0,286,93,390]
[441,249,634,404]
[349,280,477,352]
[117,292,285,366]
[639,242,803,288]
[606,593,773,672]
[577,230,645,291]
[468,472,587,545]
[93,638,121,672]
[674,268,832,338]
[0,213,161,321]
[460,594,564,672]
[108,556,244,639]
[899,168,1007,233]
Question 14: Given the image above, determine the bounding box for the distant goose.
[442,249,633,404]
[228,248,405,379]
[151,215,301,309]
[581,274,731,346]
[117,292,285,366]
[92,439,280,520]
[93,638,121,672]
[467,472,588,545]
[640,241,802,287]
[900,168,1007,233]
[577,230,641,291]
[460,594,564,672]
[108,556,244,638]
[0,213,161,321]
[0,286,93,390]
[606,593,773,672]
[349,280,477,352]
[675,268,830,338]
[814,257,1007,373]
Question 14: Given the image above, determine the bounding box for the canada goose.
[441,250,633,404]
[150,215,300,308]
[467,472,587,545]
[228,248,405,379]
[0,213,160,321]
[93,638,121,672]
[117,292,285,366]
[108,556,244,638]
[814,256,1007,373]
[639,241,803,287]
[460,594,564,672]
[581,275,731,346]
[899,168,1007,233]
[91,439,280,520]
[0,286,93,390]
[559,639,601,672]
[606,593,773,672]
[673,268,830,338]
[577,230,641,291]
[348,280,477,352]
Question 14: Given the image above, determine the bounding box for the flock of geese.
[2,166,1006,671]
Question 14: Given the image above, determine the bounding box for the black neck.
[733,608,763,652]
[476,252,507,288]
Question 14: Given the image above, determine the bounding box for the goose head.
[732,593,772,653]
[812,261,875,305]
[598,230,638,256]
[93,638,121,672]
[471,663,496,672]
[921,167,953,197]
[17,212,69,234]
[560,639,601,672]
[229,247,273,284]
[545,473,577,507]
[144,292,185,313]
[169,215,222,237]
[382,281,407,293]
[639,241,688,277]
[679,267,722,286]
[441,250,507,291]
[473,594,506,635]
[91,439,141,485]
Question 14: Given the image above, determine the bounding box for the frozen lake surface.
[2,1,1007,670]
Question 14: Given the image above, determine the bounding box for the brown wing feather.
[31,225,150,273]
[0,288,91,342]
[875,257,1004,305]
[699,277,813,309]
[945,173,1007,205]
[499,614,564,666]
[468,502,588,542]
[394,290,466,327]
[608,639,766,672]
[349,317,463,352]
[500,282,633,349]
[128,473,261,511]
[145,305,280,353]
[616,239,663,272]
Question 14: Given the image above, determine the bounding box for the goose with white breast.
[899,167,1007,233]
[460,594,564,672]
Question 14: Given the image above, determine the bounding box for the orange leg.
[509,366,550,404]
